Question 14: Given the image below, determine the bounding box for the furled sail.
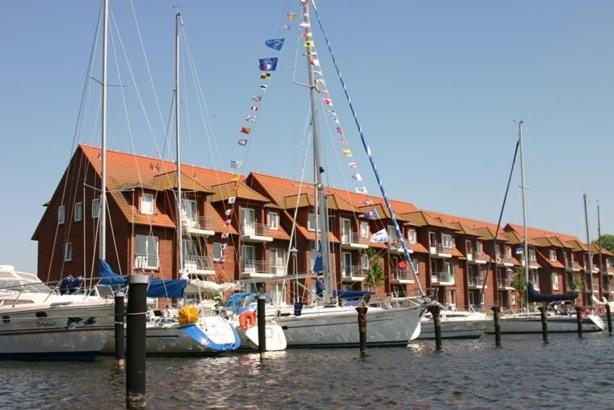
[527,282,577,303]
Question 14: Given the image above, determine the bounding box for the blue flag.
[259,57,278,71]
[313,243,323,273]
[265,38,285,51]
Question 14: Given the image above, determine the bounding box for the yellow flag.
[232,173,241,181]
[342,149,353,158]
[304,41,315,48]
[287,12,297,20]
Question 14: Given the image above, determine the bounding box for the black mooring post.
[126,275,149,410]
[575,306,583,338]
[427,304,442,352]
[114,291,125,369]
[492,305,501,348]
[606,304,612,336]
[356,305,368,358]
[257,295,266,358]
[538,306,548,344]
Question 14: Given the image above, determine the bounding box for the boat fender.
[178,305,199,325]
[239,310,257,330]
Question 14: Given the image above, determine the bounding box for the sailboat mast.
[518,120,529,311]
[302,1,333,303]
[99,0,109,261]
[583,194,594,307]
[175,12,184,279]
[598,204,604,291]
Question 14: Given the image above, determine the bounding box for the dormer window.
[505,246,512,259]
[74,202,83,222]
[549,249,557,261]
[267,211,279,230]
[140,193,154,215]
[58,205,65,225]
[529,249,536,262]
[360,221,370,238]
[64,242,72,262]
[91,198,100,219]
[476,241,483,254]
[408,229,417,244]
[442,233,452,248]
[308,212,320,232]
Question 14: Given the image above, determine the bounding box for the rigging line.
[311,0,424,296]
[128,0,168,152]
[478,138,521,307]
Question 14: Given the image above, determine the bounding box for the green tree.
[364,250,384,290]
[511,266,527,308]
[593,234,614,266]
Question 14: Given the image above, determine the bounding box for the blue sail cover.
[98,260,126,286]
[334,290,373,300]
[527,282,577,303]
[147,279,187,298]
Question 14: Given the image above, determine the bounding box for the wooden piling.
[126,275,149,410]
[356,305,368,358]
[537,306,548,344]
[427,304,442,352]
[257,295,266,358]
[114,291,125,369]
[575,306,583,338]
[492,305,501,348]
[606,304,612,336]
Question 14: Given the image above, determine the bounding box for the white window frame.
[135,234,159,269]
[552,272,560,291]
[549,249,557,261]
[74,202,83,222]
[308,212,317,232]
[411,259,419,274]
[267,211,279,230]
[442,233,452,248]
[140,193,154,216]
[181,199,198,225]
[505,246,512,259]
[408,229,417,244]
[359,221,370,238]
[64,242,72,262]
[529,248,536,262]
[213,242,224,261]
[58,205,65,225]
[360,253,369,270]
[91,198,100,219]
[476,241,483,254]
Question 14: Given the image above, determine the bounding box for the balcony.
[467,274,486,289]
[496,256,515,267]
[182,216,215,236]
[341,265,367,282]
[388,241,414,254]
[570,262,583,272]
[497,276,514,290]
[430,272,455,286]
[240,222,273,243]
[340,231,369,250]
[241,260,286,278]
[429,243,452,258]
[183,255,214,276]
[472,252,487,264]
[391,268,414,284]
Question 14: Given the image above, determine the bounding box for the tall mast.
[302,1,333,303]
[583,193,594,307]
[175,12,184,279]
[518,120,529,312]
[99,0,109,261]
[598,204,604,295]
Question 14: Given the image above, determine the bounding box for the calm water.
[1,333,614,409]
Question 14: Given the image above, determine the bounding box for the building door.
[242,245,255,273]
[342,252,352,278]
[241,208,255,236]
[341,218,351,244]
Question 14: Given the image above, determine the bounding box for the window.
[549,249,557,261]
[476,241,483,254]
[552,273,560,291]
[308,212,320,232]
[140,193,154,215]
[466,240,473,253]
[444,261,453,274]
[64,242,72,261]
[91,198,100,219]
[360,253,369,269]
[135,235,159,269]
[607,259,612,269]
[411,259,419,274]
[408,229,417,244]
[429,232,437,247]
[267,212,279,230]
[213,242,224,261]
[58,205,65,225]
[270,248,287,268]
[181,199,198,225]
[505,246,512,259]
[360,221,370,238]
[529,249,536,262]
[442,233,452,248]
[74,202,83,222]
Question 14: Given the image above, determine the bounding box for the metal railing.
[392,268,413,281]
[497,276,513,288]
[182,216,214,231]
[341,231,369,246]
[183,255,214,272]
[240,222,272,237]
[430,243,452,254]
[431,272,454,284]
[242,259,286,275]
[342,265,367,278]
[467,274,486,287]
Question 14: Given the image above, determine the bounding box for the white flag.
[370,228,390,243]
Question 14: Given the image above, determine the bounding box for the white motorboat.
[416,309,490,340]
[0,265,114,360]
[493,311,604,334]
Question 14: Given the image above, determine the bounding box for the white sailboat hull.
[417,313,490,339]
[0,301,114,360]
[278,305,425,348]
[102,316,240,355]
[490,313,604,334]
[243,324,287,351]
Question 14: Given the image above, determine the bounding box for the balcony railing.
[467,274,486,287]
[341,231,369,248]
[342,265,367,279]
[183,255,214,273]
[570,262,583,271]
[240,223,273,241]
[430,243,452,255]
[182,216,214,231]
[431,272,454,285]
[497,276,513,288]
[242,259,286,276]
[391,268,414,282]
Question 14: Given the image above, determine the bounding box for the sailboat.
[96,6,239,354]
[248,0,425,348]
[496,122,603,334]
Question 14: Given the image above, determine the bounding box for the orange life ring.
[239,310,257,330]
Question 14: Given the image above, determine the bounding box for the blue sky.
[1,0,613,273]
